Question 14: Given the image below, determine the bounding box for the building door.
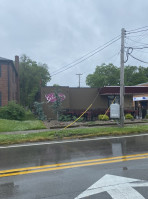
[141,101,147,118]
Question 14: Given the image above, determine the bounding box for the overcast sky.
[0,0,148,87]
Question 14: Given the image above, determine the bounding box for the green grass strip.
[0,119,46,132]
[0,124,148,145]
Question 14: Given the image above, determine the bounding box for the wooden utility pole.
[76,74,83,88]
[120,28,125,127]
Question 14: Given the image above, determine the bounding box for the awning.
[99,86,148,95]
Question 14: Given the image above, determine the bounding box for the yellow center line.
[0,155,148,178]
[1,152,148,174]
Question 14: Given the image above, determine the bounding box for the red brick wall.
[0,60,19,107]
[0,63,8,106]
[8,63,17,102]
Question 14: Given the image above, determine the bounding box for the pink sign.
[45,93,66,102]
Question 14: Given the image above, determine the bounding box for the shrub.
[0,101,25,120]
[23,110,36,120]
[72,116,77,121]
[77,117,84,122]
[34,102,47,121]
[125,113,133,120]
[59,115,71,122]
[98,114,109,121]
[145,114,148,119]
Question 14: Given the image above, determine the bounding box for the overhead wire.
[125,27,148,64]
[126,38,148,46]
[126,26,148,32]
[51,35,121,77]
[126,28,148,34]
[129,54,148,64]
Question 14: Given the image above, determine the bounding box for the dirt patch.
[43,119,148,129]
[43,120,82,129]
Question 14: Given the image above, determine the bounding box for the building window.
[108,95,120,107]
[0,92,1,106]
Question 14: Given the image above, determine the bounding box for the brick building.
[0,56,19,106]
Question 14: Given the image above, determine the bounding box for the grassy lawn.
[0,119,46,132]
[0,124,148,145]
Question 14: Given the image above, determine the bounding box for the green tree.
[86,63,120,87]
[124,65,138,86]
[124,66,148,85]
[86,63,148,87]
[19,55,51,107]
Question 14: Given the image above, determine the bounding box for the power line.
[126,38,148,46]
[134,49,148,53]
[129,54,148,64]
[51,35,120,75]
[126,28,148,35]
[126,26,148,32]
[125,46,148,50]
[51,36,121,77]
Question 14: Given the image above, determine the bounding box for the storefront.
[133,95,148,119]
[99,86,148,119]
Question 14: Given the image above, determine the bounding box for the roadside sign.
[133,96,148,101]
[75,174,148,199]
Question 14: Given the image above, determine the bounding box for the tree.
[124,65,148,85]
[86,63,148,88]
[19,55,51,107]
[86,63,120,87]
[53,84,60,87]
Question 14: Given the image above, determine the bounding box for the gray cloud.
[0,0,148,87]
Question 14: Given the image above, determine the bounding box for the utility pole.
[120,28,125,127]
[76,74,83,88]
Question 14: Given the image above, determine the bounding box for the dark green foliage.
[59,115,71,121]
[59,115,84,122]
[34,102,47,121]
[125,113,134,120]
[23,110,36,120]
[77,117,84,122]
[72,116,77,121]
[0,101,25,120]
[86,63,148,87]
[98,114,109,121]
[19,55,51,108]
[86,63,120,87]
[145,114,148,119]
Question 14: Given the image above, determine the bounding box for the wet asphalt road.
[1,134,148,198]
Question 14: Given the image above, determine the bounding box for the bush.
[72,116,77,121]
[145,114,148,119]
[23,110,36,120]
[98,114,109,121]
[125,113,133,120]
[34,102,47,121]
[77,117,84,122]
[59,115,72,122]
[0,101,25,120]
